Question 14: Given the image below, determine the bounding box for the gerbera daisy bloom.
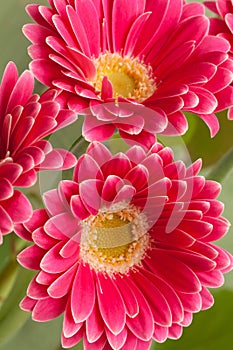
[205,0,233,118]
[23,0,233,147]
[0,159,32,244]
[16,142,233,349]
[0,61,77,189]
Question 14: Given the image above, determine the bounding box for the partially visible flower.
[205,0,233,118]
[23,0,233,147]
[0,61,77,188]
[0,159,32,244]
[16,142,233,349]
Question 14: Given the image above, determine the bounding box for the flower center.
[80,203,150,275]
[92,52,156,102]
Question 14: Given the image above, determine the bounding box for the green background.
[0,0,233,349]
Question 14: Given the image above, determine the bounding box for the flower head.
[0,159,32,243]
[205,0,233,119]
[23,0,233,146]
[16,142,233,349]
[0,61,77,188]
[0,61,77,243]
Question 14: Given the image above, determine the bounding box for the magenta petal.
[48,263,78,298]
[106,327,127,350]
[83,116,116,142]
[0,163,22,183]
[120,129,156,149]
[115,276,139,318]
[97,274,126,335]
[79,179,102,215]
[132,271,172,326]
[45,212,78,239]
[86,302,104,343]
[43,189,65,216]
[1,190,33,223]
[62,327,84,349]
[147,250,202,293]
[70,195,90,220]
[40,241,77,273]
[32,296,67,321]
[113,184,136,204]
[6,70,34,113]
[63,301,84,338]
[101,175,125,202]
[71,263,95,322]
[153,325,168,343]
[126,280,154,341]
[0,178,13,200]
[17,245,45,270]
[27,276,48,300]
[74,154,103,183]
[0,206,13,234]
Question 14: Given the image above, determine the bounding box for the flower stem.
[69,135,89,154]
[207,147,233,183]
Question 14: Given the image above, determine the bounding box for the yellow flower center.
[80,203,150,275]
[92,52,156,102]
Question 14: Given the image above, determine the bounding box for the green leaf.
[0,266,35,347]
[0,261,18,311]
[156,290,233,350]
[186,111,233,167]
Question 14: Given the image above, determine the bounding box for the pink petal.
[32,227,57,250]
[40,241,77,273]
[132,271,172,326]
[43,189,65,216]
[32,296,67,321]
[71,263,95,322]
[45,212,79,239]
[48,263,78,298]
[126,280,154,341]
[17,245,45,270]
[83,116,116,142]
[70,0,100,56]
[106,327,127,350]
[0,62,18,116]
[115,275,139,318]
[63,301,84,338]
[97,274,126,335]
[27,276,48,300]
[20,296,37,312]
[70,195,90,220]
[0,163,22,183]
[101,175,125,202]
[74,154,103,183]
[162,111,188,136]
[1,190,33,223]
[147,250,202,293]
[79,179,103,215]
[0,206,13,234]
[6,70,34,113]
[0,178,13,201]
[86,301,104,343]
[62,326,84,348]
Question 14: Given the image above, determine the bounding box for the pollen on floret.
[80,202,150,275]
[92,52,156,102]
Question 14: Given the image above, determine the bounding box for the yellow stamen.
[92,52,156,102]
[80,203,150,275]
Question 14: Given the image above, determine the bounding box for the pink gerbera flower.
[205,0,233,118]
[16,142,233,349]
[0,160,32,244]
[23,0,233,146]
[0,61,77,188]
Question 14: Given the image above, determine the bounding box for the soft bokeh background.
[0,0,233,349]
